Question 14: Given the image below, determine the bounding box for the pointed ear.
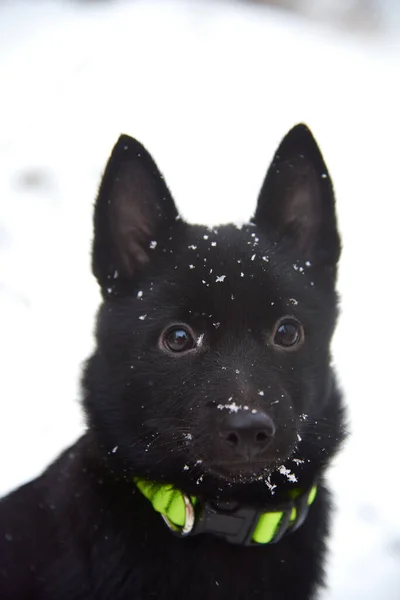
[92,135,180,292]
[252,124,340,266]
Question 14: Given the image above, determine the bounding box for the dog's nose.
[220,410,276,460]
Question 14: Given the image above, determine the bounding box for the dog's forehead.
[178,223,285,282]
[163,223,313,318]
[183,223,267,264]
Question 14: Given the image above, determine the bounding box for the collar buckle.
[192,500,267,546]
[190,499,292,546]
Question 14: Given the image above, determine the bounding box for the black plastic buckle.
[191,500,263,546]
[188,500,285,546]
[188,488,314,546]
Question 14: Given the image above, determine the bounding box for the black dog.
[0,124,345,599]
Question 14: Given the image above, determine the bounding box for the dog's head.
[83,125,345,502]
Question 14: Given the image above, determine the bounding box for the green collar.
[135,477,317,546]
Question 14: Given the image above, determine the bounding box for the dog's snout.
[220,410,275,460]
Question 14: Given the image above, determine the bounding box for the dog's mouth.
[211,460,275,475]
[204,456,289,484]
[197,441,301,486]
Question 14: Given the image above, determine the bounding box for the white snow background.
[0,1,399,598]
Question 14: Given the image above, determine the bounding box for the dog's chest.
[91,529,316,600]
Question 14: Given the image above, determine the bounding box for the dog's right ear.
[92,135,180,292]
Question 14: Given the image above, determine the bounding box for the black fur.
[0,125,345,599]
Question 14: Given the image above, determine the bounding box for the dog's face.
[84,125,344,502]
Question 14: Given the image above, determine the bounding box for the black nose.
[220,410,276,461]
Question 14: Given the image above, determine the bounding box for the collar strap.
[135,478,317,546]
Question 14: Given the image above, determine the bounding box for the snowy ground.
[1,1,400,598]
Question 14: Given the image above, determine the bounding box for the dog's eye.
[273,319,303,348]
[163,327,196,353]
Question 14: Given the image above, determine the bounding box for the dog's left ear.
[92,135,180,292]
[253,124,340,266]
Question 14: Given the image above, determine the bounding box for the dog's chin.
[205,460,279,485]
